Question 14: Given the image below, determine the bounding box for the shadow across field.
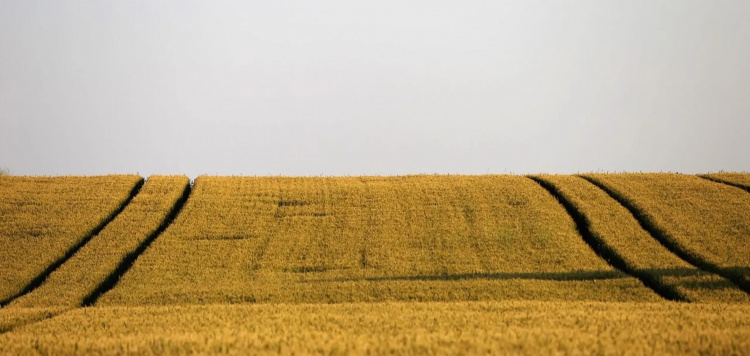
[0,308,70,335]
[529,176,686,301]
[305,267,740,284]
[580,175,750,295]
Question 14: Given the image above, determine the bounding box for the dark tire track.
[697,175,750,194]
[528,176,686,302]
[81,180,192,306]
[579,175,750,296]
[0,179,145,308]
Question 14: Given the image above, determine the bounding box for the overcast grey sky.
[1,1,748,177]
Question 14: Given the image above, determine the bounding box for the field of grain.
[1,301,749,355]
[534,174,749,303]
[0,173,748,353]
[0,307,64,334]
[701,172,750,191]
[583,173,750,293]
[8,176,190,308]
[0,175,141,305]
[98,175,656,306]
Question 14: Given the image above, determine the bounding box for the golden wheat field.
[533,174,749,303]
[0,173,749,354]
[2,302,750,355]
[99,175,654,306]
[583,173,750,292]
[701,173,750,192]
[0,175,141,305]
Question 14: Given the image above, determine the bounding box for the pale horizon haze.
[1,1,749,178]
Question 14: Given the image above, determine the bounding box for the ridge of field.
[700,173,750,192]
[2,301,749,354]
[99,175,657,305]
[583,173,750,294]
[536,175,749,303]
[0,175,142,305]
[8,176,190,308]
[0,307,66,334]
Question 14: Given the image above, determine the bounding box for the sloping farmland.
[583,173,750,294]
[535,175,749,303]
[700,172,750,192]
[98,175,658,306]
[8,176,190,308]
[0,175,142,305]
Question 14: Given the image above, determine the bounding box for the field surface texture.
[0,173,748,354]
[2,302,749,355]
[101,176,654,305]
[0,175,141,305]
[701,173,750,192]
[535,174,749,303]
[584,173,750,293]
[9,176,190,308]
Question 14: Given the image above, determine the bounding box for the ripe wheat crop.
[99,175,656,305]
[0,175,141,304]
[584,173,750,291]
[1,173,749,353]
[701,172,750,191]
[0,307,65,333]
[536,174,749,303]
[8,176,190,308]
[1,301,749,355]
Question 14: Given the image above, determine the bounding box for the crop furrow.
[580,175,750,295]
[528,176,686,301]
[698,175,750,194]
[0,179,144,307]
[81,181,192,306]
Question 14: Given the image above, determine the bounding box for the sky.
[1,1,749,178]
